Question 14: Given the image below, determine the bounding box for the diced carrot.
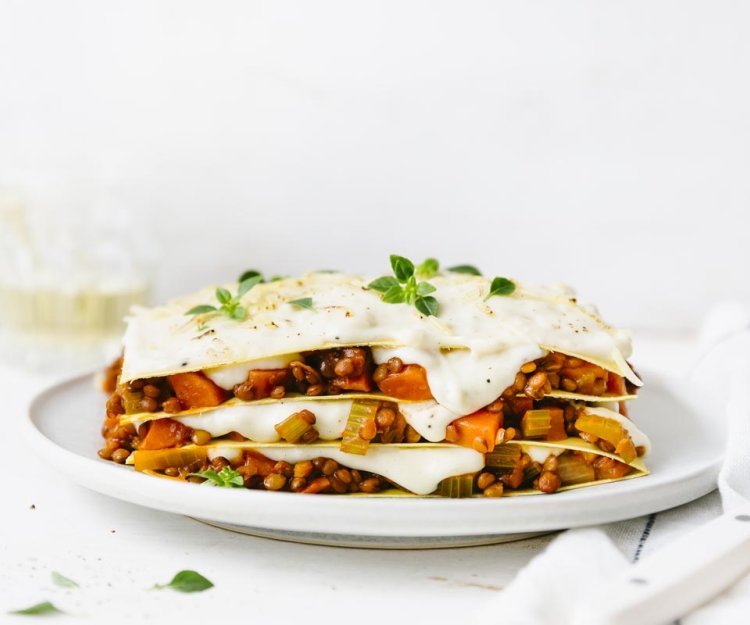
[545,408,567,441]
[593,456,632,480]
[446,410,503,452]
[505,395,533,417]
[606,373,628,395]
[138,418,191,450]
[245,369,291,398]
[331,372,373,392]
[167,372,227,409]
[243,451,276,477]
[376,365,433,400]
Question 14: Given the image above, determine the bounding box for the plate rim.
[23,372,723,538]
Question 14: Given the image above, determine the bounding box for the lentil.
[376,407,396,429]
[359,477,381,493]
[162,397,182,414]
[477,472,496,490]
[387,357,404,373]
[140,396,159,412]
[321,459,338,476]
[373,364,389,383]
[334,468,352,484]
[537,471,561,493]
[142,384,161,398]
[264,473,287,490]
[359,420,377,441]
[483,482,504,497]
[191,429,212,446]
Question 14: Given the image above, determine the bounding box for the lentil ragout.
[100,347,644,497]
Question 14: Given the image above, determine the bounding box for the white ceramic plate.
[24,371,722,548]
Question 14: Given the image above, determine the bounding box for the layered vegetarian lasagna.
[99,257,648,497]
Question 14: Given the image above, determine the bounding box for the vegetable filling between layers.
[98,265,648,497]
[100,347,646,496]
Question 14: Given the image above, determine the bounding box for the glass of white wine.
[0,184,153,372]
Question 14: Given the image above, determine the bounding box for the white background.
[1,0,749,330]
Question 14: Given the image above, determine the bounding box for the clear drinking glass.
[0,182,154,372]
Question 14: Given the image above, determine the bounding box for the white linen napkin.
[477,305,750,625]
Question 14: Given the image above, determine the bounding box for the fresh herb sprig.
[188,466,244,488]
[447,264,482,276]
[185,275,262,321]
[51,571,78,588]
[415,257,440,279]
[239,269,285,283]
[288,297,315,311]
[369,255,439,317]
[154,570,214,593]
[485,276,516,301]
[8,601,63,616]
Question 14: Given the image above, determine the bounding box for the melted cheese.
[156,399,352,442]
[371,344,544,416]
[205,443,484,495]
[396,401,460,442]
[121,272,639,417]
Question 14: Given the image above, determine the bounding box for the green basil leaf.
[238,269,263,283]
[51,571,78,588]
[215,287,232,304]
[190,468,244,488]
[447,264,482,276]
[415,296,439,317]
[155,570,214,593]
[389,255,415,282]
[416,281,436,296]
[382,286,406,303]
[185,304,217,316]
[9,601,63,615]
[288,297,315,311]
[237,275,263,298]
[485,276,516,300]
[416,258,439,278]
[222,467,245,487]
[269,275,286,282]
[190,469,220,485]
[368,276,399,293]
[230,306,246,320]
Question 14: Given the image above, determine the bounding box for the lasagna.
[99,259,648,497]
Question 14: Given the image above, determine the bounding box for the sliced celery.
[520,409,567,440]
[520,410,552,438]
[340,400,379,455]
[557,454,596,485]
[437,473,476,498]
[574,413,625,446]
[523,463,541,486]
[274,412,315,443]
[485,444,521,470]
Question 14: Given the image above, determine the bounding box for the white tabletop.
[0,332,695,623]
